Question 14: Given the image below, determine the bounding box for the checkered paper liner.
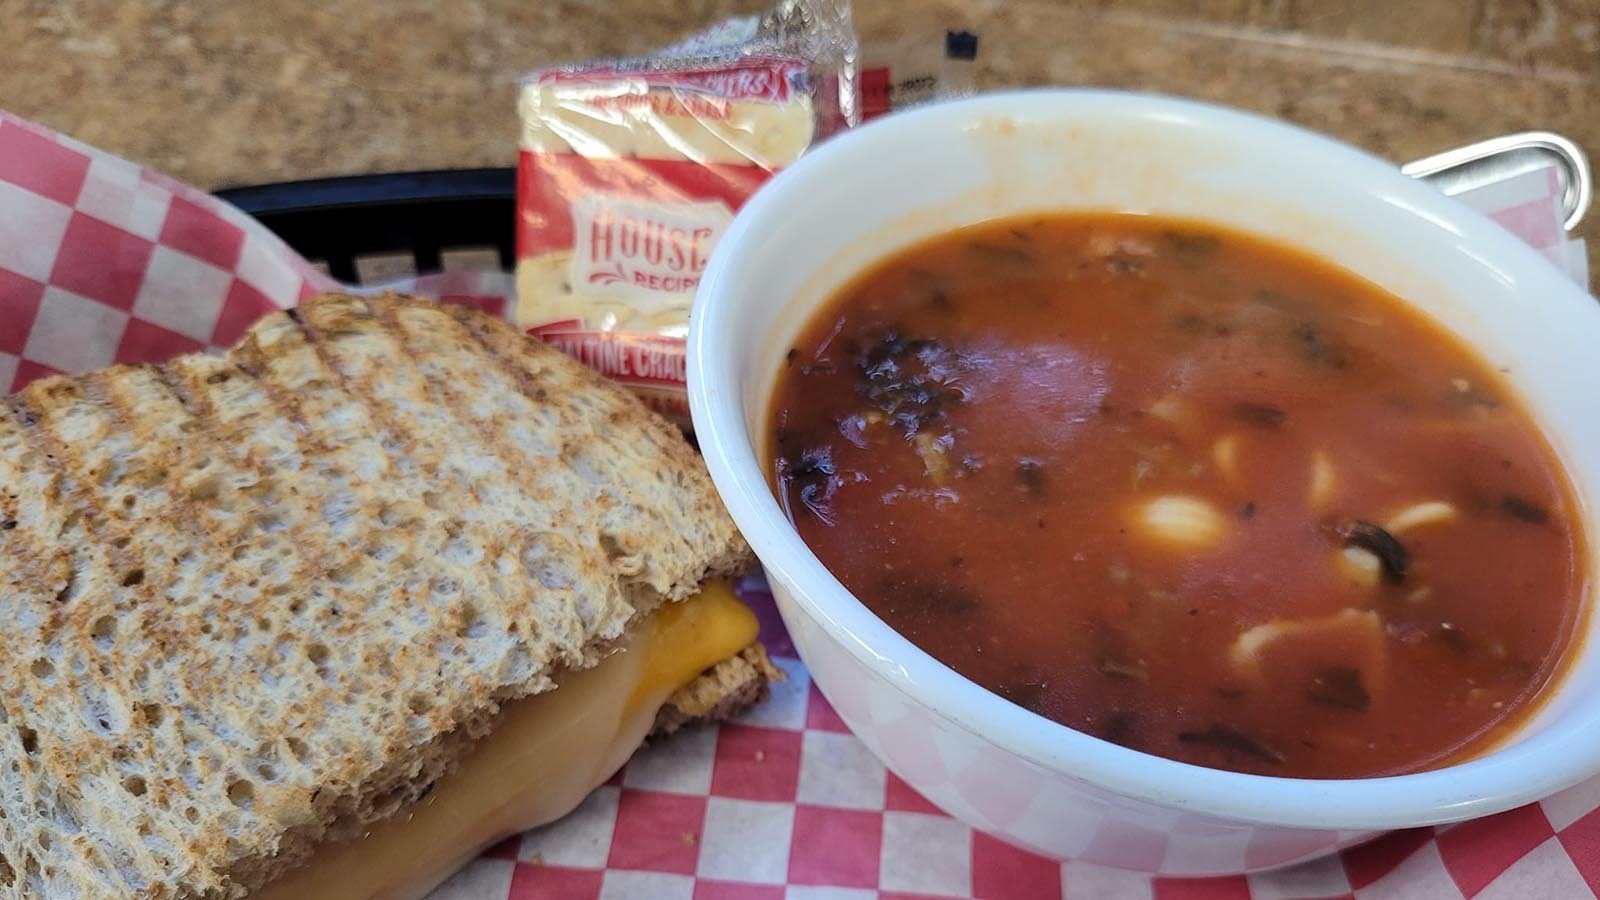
[0,108,1595,899]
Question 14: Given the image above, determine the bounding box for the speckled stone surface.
[1,0,1595,254]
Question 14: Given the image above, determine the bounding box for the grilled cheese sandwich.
[0,294,772,899]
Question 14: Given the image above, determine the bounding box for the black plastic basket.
[216,168,518,284]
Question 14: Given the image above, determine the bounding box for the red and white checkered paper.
[1,108,1596,899]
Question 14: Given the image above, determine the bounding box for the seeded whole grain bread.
[0,293,756,899]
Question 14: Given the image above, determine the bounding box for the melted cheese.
[255,583,757,900]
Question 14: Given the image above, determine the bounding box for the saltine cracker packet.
[515,0,858,422]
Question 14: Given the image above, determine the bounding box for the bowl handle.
[1403,132,1592,232]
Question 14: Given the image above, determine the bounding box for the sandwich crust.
[653,645,784,738]
[0,294,753,898]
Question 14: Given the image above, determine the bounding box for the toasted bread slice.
[0,293,754,899]
[654,645,784,737]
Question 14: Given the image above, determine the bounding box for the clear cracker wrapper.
[860,29,981,122]
[514,0,858,422]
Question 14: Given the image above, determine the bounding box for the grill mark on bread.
[292,299,489,730]
[151,362,210,420]
[448,304,557,399]
[312,298,562,699]
[452,308,707,579]
[7,391,131,625]
[217,300,577,885]
[282,298,508,718]
[0,403,69,643]
[450,303,685,462]
[389,303,661,619]
[177,334,372,723]
[234,332,329,455]
[3,391,150,894]
[29,374,203,877]
[175,355,328,555]
[2,344,363,896]
[172,356,350,644]
[291,299,429,489]
[141,359,294,772]
[447,313,643,566]
[440,299,749,601]
[92,369,279,887]
[60,373,186,874]
[381,305,568,508]
[0,405,78,893]
[369,300,602,676]
[112,362,271,735]
[364,299,538,503]
[0,407,67,612]
[320,305,538,536]
[144,359,264,672]
[97,367,235,566]
[11,384,145,589]
[75,373,173,585]
[245,302,560,791]
[162,345,387,862]
[452,300,739,585]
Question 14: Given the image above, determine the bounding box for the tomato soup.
[767,214,1588,778]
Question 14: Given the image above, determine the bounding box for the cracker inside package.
[516,0,857,422]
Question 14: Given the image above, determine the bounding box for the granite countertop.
[2,0,1595,238]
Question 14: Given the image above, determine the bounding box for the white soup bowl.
[687,90,1600,874]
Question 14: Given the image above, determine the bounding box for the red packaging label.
[529,323,689,389]
[859,66,892,121]
[516,153,769,260]
[515,151,779,394]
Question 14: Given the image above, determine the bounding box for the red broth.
[768,214,1588,778]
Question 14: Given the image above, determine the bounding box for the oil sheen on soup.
[768,214,1587,778]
